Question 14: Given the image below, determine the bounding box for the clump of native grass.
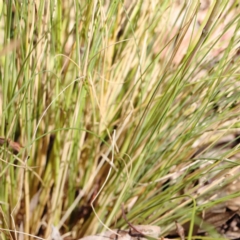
[0,0,239,239]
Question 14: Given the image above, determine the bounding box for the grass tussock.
[0,0,239,239]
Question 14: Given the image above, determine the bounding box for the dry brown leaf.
[175,221,185,240]
[79,225,161,240]
[0,137,23,153]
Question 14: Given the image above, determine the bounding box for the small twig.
[121,203,145,237]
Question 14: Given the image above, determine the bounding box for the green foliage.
[0,0,239,239]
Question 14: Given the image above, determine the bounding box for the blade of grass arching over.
[0,0,239,239]
[182,0,228,73]
[104,0,237,231]
[127,2,200,156]
[107,0,240,231]
[100,1,178,227]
